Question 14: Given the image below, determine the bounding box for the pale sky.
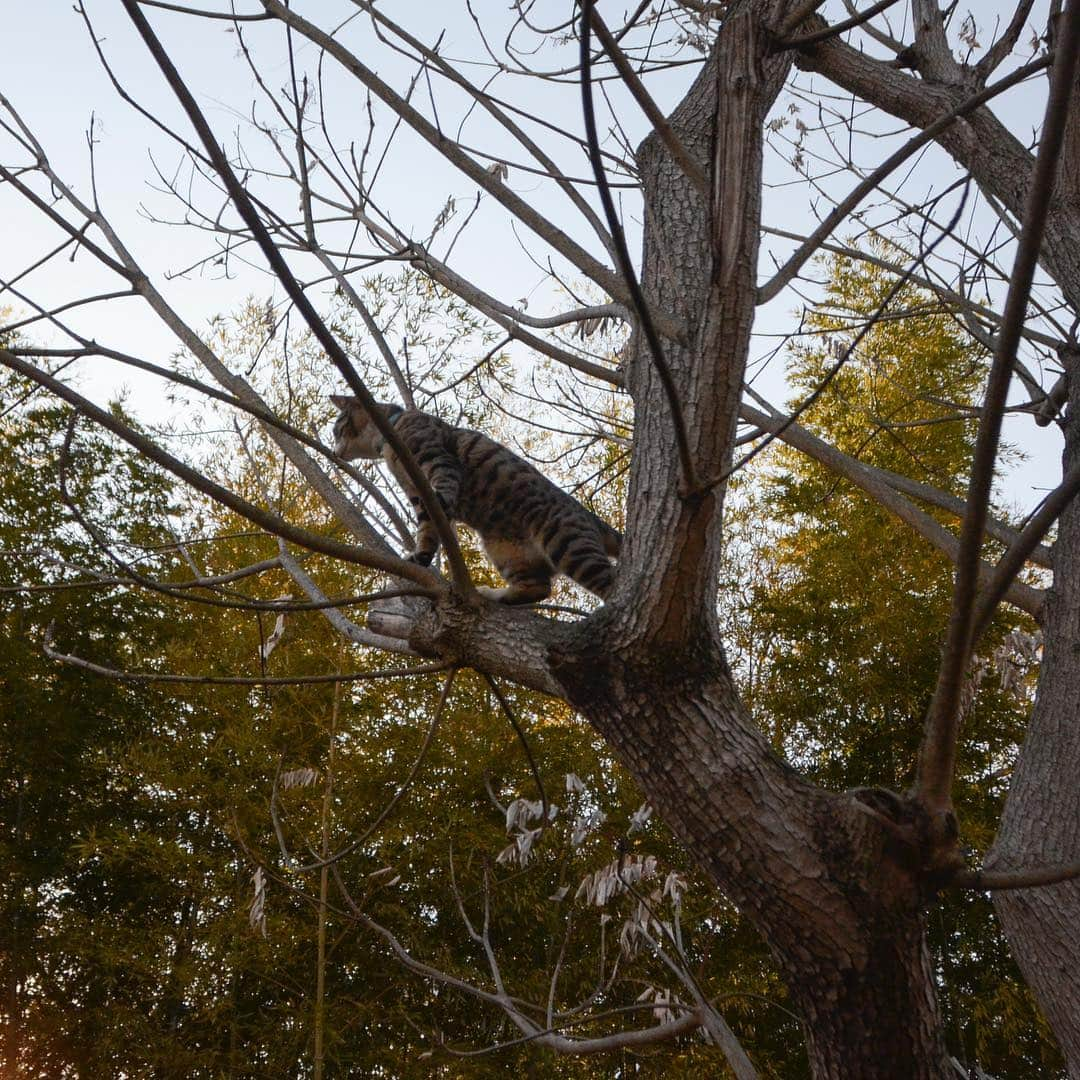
[0,1,1065,514]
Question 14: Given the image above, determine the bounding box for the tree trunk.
[990,353,1080,1075]
[544,10,954,1068]
[551,625,950,1077]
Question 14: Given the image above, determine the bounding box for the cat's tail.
[541,508,620,599]
[594,516,622,558]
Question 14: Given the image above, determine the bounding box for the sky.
[0,1,1066,516]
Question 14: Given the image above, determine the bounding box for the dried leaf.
[628,803,653,834]
[565,772,586,794]
[279,767,320,790]
[249,867,267,937]
[432,196,456,234]
[260,597,292,660]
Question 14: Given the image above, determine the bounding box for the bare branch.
[257,0,651,322]
[485,673,549,834]
[0,348,434,584]
[42,623,448,686]
[274,543,421,657]
[713,185,971,490]
[351,0,618,258]
[975,0,1038,83]
[276,669,457,872]
[958,860,1080,892]
[739,402,1044,617]
[776,0,903,50]
[970,458,1080,642]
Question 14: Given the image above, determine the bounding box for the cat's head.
[330,396,400,459]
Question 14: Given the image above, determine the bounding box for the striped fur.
[331,397,620,604]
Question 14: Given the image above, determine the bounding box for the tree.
[2,2,1080,1075]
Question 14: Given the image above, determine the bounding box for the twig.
[0,349,431,583]
[777,0,902,49]
[970,458,1080,642]
[757,54,1053,305]
[257,0,645,319]
[589,8,708,196]
[275,668,457,872]
[706,183,970,490]
[42,624,448,685]
[484,673,549,832]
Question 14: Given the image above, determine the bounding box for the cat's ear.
[330,394,352,409]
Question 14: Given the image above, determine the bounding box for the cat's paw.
[405,550,435,566]
[475,585,508,602]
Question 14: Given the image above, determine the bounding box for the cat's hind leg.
[479,538,552,605]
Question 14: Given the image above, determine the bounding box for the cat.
[331,396,621,604]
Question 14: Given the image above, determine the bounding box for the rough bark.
[989,352,1080,1075]
[550,618,950,1077]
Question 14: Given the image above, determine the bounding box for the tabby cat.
[331,396,621,604]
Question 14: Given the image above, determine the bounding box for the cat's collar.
[377,405,405,452]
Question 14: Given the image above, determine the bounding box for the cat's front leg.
[404,493,442,566]
[386,440,461,566]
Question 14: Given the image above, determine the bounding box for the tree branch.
[581,0,701,495]
[917,0,1080,816]
[776,0,902,50]
[739,402,1045,616]
[121,0,475,594]
[589,7,709,196]
[42,624,448,686]
[758,54,1052,305]
[0,348,433,584]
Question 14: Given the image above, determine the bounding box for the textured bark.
[550,620,950,1078]
[990,354,1080,1075]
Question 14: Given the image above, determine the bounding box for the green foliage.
[0,370,197,1075]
